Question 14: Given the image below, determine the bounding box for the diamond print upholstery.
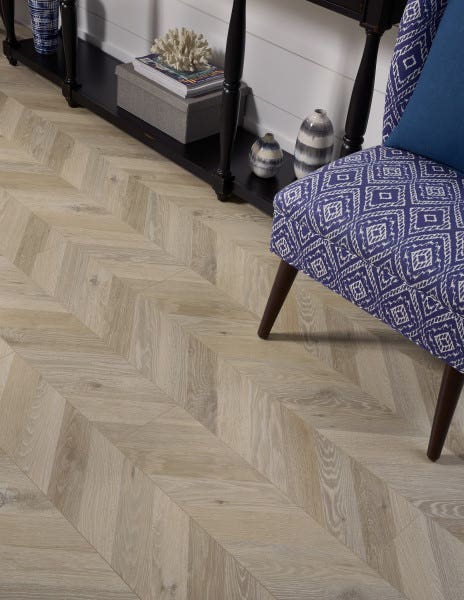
[272,146,464,371]
[270,0,464,372]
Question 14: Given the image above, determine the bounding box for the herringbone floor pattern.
[0,26,463,600]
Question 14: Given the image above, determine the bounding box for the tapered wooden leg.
[427,364,464,462]
[59,0,79,107]
[258,260,298,340]
[0,0,18,66]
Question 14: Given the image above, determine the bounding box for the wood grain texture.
[0,259,404,600]
[0,28,462,599]
[0,447,138,599]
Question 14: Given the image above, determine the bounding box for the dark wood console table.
[0,0,406,215]
[215,0,406,201]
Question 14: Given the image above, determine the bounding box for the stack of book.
[132,53,224,98]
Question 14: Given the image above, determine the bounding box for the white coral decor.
[151,28,212,73]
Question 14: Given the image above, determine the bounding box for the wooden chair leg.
[427,364,464,462]
[258,260,298,340]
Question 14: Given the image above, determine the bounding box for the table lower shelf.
[10,36,297,216]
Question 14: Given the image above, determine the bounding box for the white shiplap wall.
[15,0,399,152]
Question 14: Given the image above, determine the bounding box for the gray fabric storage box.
[116,63,249,144]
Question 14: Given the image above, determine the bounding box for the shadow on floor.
[269,331,414,347]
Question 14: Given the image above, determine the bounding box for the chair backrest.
[383,0,448,142]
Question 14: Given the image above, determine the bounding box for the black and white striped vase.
[294,109,334,179]
[249,133,283,179]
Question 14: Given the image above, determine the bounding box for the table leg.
[59,0,79,107]
[0,0,18,66]
[215,0,246,201]
[339,28,382,157]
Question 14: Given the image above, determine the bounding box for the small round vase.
[249,133,283,179]
[28,0,60,55]
[294,109,334,179]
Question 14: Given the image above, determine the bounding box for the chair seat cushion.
[272,145,464,371]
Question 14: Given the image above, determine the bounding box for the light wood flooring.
[0,25,463,600]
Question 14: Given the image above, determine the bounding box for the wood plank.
[0,448,138,599]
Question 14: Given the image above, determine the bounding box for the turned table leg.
[0,0,18,66]
[339,27,382,157]
[215,0,246,201]
[59,0,79,107]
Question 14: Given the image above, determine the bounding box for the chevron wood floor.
[0,448,137,599]
[0,26,463,600]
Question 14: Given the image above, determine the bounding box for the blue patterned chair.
[258,0,462,461]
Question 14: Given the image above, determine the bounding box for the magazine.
[133,53,224,98]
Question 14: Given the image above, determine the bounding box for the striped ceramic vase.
[28,0,60,55]
[249,133,283,179]
[294,109,334,179]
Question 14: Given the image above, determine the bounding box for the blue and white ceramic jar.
[294,109,334,179]
[249,133,283,179]
[28,0,60,55]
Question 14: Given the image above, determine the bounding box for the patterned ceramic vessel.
[28,0,60,55]
[249,133,284,179]
[294,109,334,179]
